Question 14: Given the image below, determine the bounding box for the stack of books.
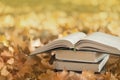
[52,50,109,72]
[30,32,120,72]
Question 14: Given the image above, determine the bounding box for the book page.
[60,32,86,45]
[84,32,120,50]
[30,32,86,55]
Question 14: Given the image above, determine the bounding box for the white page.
[84,32,120,50]
[60,32,86,45]
[30,32,86,55]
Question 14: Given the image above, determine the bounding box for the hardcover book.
[53,50,108,63]
[31,32,120,56]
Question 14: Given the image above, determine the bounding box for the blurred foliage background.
[0,0,120,42]
[0,0,120,14]
[0,1,119,80]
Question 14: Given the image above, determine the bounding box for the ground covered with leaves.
[0,1,120,79]
[0,11,120,80]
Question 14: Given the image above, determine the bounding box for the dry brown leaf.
[0,57,4,70]
[67,71,80,80]
[0,35,8,47]
[1,66,9,76]
[1,50,13,58]
[7,58,14,65]
[80,71,96,80]
[56,70,69,80]
[38,70,57,80]
[29,38,43,52]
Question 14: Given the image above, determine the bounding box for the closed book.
[53,50,107,63]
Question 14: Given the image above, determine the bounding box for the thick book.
[30,32,120,56]
[53,50,108,63]
[53,55,109,72]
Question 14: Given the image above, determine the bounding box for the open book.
[31,32,120,56]
[53,50,108,63]
[53,54,109,72]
